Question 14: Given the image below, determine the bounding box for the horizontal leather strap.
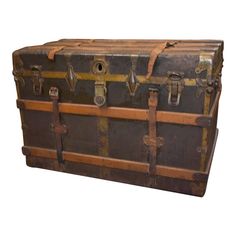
[47,40,96,60]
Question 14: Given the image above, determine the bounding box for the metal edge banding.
[205,128,218,174]
[198,52,214,171]
[193,128,218,181]
[21,70,197,86]
[17,99,208,127]
[209,90,221,116]
[22,146,209,182]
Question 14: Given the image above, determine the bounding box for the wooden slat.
[17,99,205,126]
[60,103,148,121]
[23,146,207,181]
[57,39,222,44]
[47,40,222,47]
[156,111,203,126]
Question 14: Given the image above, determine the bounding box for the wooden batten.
[22,146,209,182]
[17,99,210,127]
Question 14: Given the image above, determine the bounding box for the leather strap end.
[48,46,65,60]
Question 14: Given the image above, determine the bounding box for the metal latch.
[31,65,44,95]
[167,72,185,106]
[94,81,107,107]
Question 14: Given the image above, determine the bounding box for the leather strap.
[147,90,158,175]
[48,46,66,60]
[146,42,177,79]
[49,87,67,163]
[47,43,81,60]
[47,40,96,60]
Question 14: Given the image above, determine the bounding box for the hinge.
[195,52,214,96]
[167,72,185,106]
[31,65,44,95]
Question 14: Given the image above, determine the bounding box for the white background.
[0,0,235,235]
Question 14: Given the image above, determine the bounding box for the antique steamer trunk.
[13,39,223,196]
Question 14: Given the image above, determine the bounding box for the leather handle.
[146,42,177,79]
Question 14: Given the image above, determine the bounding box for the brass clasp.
[31,65,44,95]
[94,81,107,107]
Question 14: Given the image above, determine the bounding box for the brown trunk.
[13,39,223,196]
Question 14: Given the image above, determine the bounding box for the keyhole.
[92,60,107,74]
[97,63,103,72]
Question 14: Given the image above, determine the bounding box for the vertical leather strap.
[49,87,67,163]
[148,90,158,175]
[143,89,164,177]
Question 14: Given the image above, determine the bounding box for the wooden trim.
[22,146,209,182]
[17,99,206,126]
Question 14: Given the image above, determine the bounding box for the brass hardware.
[92,59,107,74]
[196,146,208,155]
[195,53,214,171]
[143,135,165,148]
[13,71,25,88]
[65,63,79,92]
[126,70,139,96]
[195,53,214,97]
[16,100,25,109]
[31,65,44,95]
[49,86,59,98]
[19,69,199,86]
[94,81,107,107]
[126,56,139,96]
[214,61,223,90]
[93,57,108,106]
[167,72,184,106]
[196,116,211,127]
[97,117,109,157]
[13,54,25,91]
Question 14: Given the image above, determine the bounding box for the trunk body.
[13,39,223,196]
